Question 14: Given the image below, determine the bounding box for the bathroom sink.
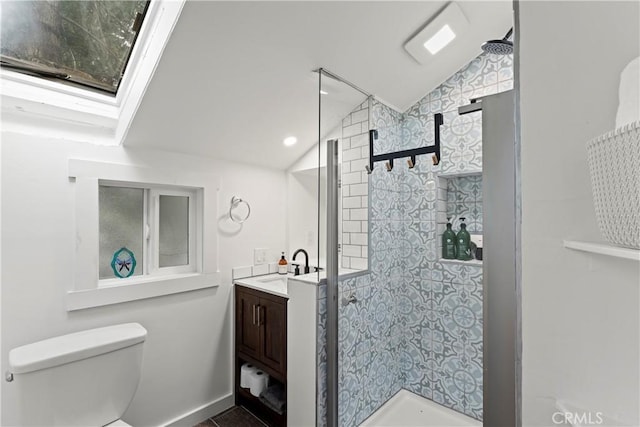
[257,276,287,285]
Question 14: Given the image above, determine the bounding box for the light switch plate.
[254,248,269,265]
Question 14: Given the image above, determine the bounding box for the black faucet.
[292,249,310,275]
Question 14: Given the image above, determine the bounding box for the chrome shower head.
[481,28,513,55]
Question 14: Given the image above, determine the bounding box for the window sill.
[66,272,219,311]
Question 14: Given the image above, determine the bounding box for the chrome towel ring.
[229,196,251,223]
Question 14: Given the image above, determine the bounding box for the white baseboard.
[161,393,234,427]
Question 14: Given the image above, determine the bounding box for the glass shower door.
[316,68,369,427]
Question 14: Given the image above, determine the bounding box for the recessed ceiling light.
[283,136,297,146]
[320,90,328,95]
[423,24,456,55]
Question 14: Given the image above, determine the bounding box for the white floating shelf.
[563,240,640,261]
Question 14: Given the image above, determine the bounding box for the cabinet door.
[259,297,287,376]
[236,288,260,359]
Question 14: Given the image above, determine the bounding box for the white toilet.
[8,323,147,426]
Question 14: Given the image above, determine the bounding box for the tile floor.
[194,406,267,427]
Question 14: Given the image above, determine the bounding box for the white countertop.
[234,274,290,298]
[234,268,365,298]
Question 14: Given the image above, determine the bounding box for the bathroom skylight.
[0,1,149,95]
[1,0,185,146]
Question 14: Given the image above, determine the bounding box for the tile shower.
[317,51,513,427]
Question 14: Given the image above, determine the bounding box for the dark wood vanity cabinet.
[235,285,287,426]
[236,289,261,359]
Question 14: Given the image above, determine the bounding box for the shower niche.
[437,172,483,264]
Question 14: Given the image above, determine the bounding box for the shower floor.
[359,390,480,427]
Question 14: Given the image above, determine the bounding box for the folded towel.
[259,384,286,415]
[616,56,639,129]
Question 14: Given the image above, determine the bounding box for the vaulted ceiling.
[124,1,512,170]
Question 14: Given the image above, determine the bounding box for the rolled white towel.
[616,56,639,129]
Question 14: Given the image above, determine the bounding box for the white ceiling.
[124,1,512,170]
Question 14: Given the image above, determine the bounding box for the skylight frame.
[0,0,185,146]
[0,1,151,96]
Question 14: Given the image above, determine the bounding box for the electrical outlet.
[254,248,269,265]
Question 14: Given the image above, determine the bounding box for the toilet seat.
[105,419,132,427]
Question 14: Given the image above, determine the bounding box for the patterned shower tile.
[330,48,513,426]
[464,353,483,419]
[338,371,361,427]
[433,354,467,413]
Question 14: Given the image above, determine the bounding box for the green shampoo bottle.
[442,218,457,259]
[456,218,472,261]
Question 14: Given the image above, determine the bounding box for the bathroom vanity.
[233,272,322,427]
[235,283,287,427]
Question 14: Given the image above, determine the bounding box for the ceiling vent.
[404,2,470,64]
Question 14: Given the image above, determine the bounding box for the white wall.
[1,131,287,426]
[519,2,639,425]
[288,169,322,267]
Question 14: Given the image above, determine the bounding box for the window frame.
[68,159,219,311]
[97,183,198,284]
[151,188,197,275]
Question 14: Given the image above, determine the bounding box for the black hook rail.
[366,113,443,173]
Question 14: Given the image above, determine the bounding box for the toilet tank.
[9,323,147,427]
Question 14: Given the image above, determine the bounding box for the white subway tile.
[350,208,367,220]
[350,133,368,148]
[351,108,368,124]
[343,196,362,209]
[343,147,364,162]
[350,233,368,245]
[342,185,350,197]
[341,257,351,269]
[252,264,269,276]
[361,246,368,258]
[232,266,252,280]
[343,233,350,244]
[342,209,350,220]
[350,257,368,270]
[361,196,368,207]
[350,159,368,173]
[343,171,362,185]
[343,221,362,232]
[342,161,351,174]
[343,245,362,257]
[343,115,352,127]
[343,123,362,138]
[342,137,351,150]
[268,262,278,274]
[350,183,368,196]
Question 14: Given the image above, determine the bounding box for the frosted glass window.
[159,195,189,268]
[99,186,144,279]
